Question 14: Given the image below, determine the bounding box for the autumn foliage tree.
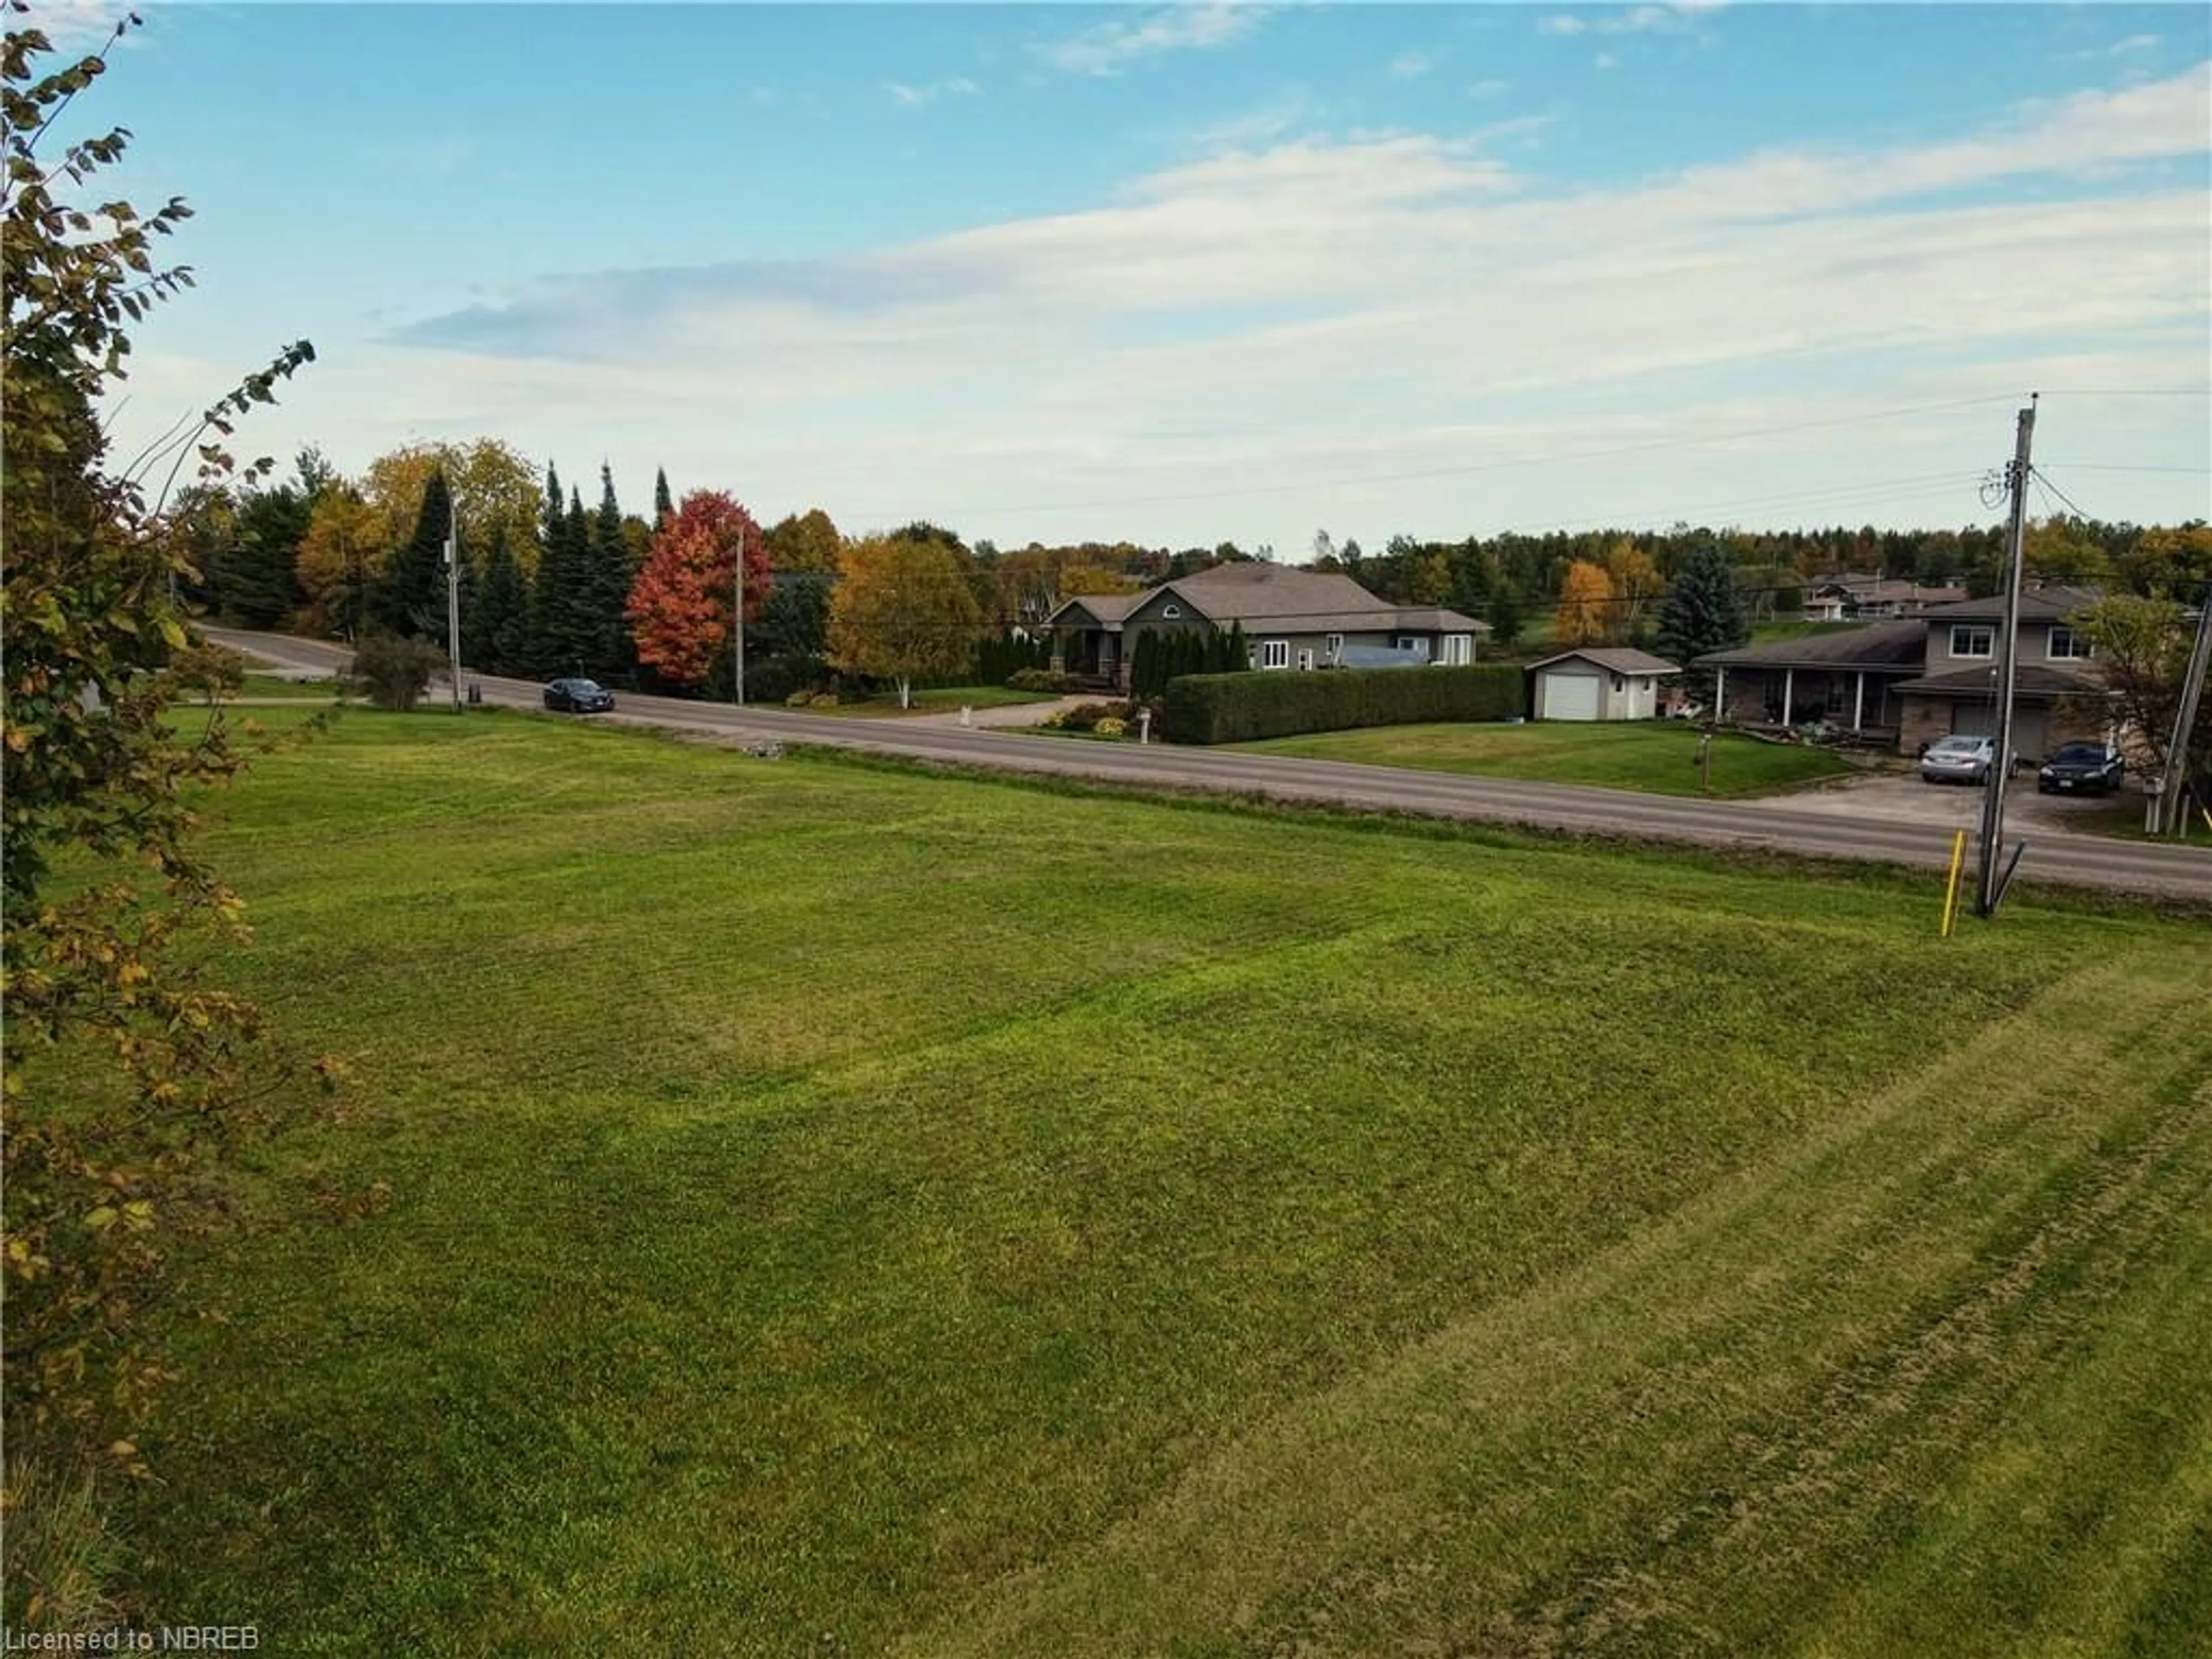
[625,489,771,690]
[828,533,984,707]
[1552,559,1616,647]
[3,10,316,1476]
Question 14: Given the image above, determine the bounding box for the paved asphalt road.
[209,629,2212,906]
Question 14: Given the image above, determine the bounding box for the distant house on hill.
[1803,574,1969,623]
[1046,562,1484,689]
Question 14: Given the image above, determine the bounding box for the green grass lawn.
[232,672,346,700]
[798,685,1057,717]
[75,710,2209,1656]
[1749,617,1837,643]
[1233,719,1858,797]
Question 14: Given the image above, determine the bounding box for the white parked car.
[1920,734,1995,785]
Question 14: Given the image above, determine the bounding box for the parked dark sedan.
[2037,741,2124,796]
[543,677,616,714]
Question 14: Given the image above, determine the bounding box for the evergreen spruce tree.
[371,470,452,638]
[1487,584,1525,652]
[589,464,635,681]
[522,463,565,675]
[653,467,674,531]
[475,526,527,676]
[1226,619,1248,671]
[1654,545,1748,697]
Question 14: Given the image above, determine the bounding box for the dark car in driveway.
[2037,741,2124,796]
[543,677,616,714]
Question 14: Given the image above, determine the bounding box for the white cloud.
[1469,78,1510,99]
[146,68,2210,555]
[2109,34,2160,56]
[1540,6,1698,39]
[1037,5,1263,76]
[22,0,139,51]
[1389,50,1437,79]
[1594,52,1620,71]
[888,78,980,108]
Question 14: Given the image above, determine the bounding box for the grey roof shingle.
[1696,620,1930,671]
[1892,664,2104,699]
[1528,647,1681,676]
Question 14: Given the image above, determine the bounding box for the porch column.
[1853,671,1865,733]
[1782,667,1795,725]
[1714,664,1726,720]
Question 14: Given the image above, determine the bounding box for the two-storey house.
[1698,586,2107,759]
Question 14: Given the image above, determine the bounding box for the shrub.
[1162,664,1525,744]
[809,692,840,709]
[1059,700,1131,733]
[785,690,814,707]
[349,636,446,711]
[1093,717,1127,740]
[1007,667,1083,694]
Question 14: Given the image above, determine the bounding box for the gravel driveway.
[1758,768,2143,836]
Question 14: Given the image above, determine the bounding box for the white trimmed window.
[1325,633,1344,660]
[1161,603,1182,620]
[1950,624,1995,659]
[2048,624,2093,661]
[1443,634,1472,665]
[1262,638,1289,669]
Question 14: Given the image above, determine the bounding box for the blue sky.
[56,1,2212,554]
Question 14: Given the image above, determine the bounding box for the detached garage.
[1529,647,1680,722]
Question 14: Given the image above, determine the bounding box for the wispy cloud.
[1540,6,1700,38]
[28,0,141,51]
[1037,4,1263,77]
[888,77,980,108]
[1191,91,1316,151]
[369,69,2207,548]
[1469,78,1510,99]
[1594,52,1620,71]
[2060,33,2162,63]
[1389,50,1437,79]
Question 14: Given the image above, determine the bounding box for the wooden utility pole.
[1975,396,2036,917]
[2162,586,2212,834]
[445,504,462,714]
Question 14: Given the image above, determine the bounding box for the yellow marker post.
[1940,830,1967,938]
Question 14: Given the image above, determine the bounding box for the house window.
[1442,634,1472,665]
[1297,649,1315,671]
[2048,624,2093,661]
[1325,633,1344,660]
[1950,624,1994,659]
[1161,604,1182,620]
[1262,639,1289,669]
[1611,675,1626,694]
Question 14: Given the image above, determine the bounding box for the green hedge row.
[1162,664,1526,744]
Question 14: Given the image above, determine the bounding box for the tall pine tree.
[370,469,452,639]
[589,464,635,681]
[653,467,673,531]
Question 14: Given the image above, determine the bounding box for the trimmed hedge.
[1162,664,1525,744]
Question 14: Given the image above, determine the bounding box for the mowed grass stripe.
[899,956,2212,1657]
[103,710,2201,1656]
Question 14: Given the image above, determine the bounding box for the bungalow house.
[1528,647,1680,721]
[1803,575,1968,623]
[1046,563,1484,690]
[1698,585,2107,760]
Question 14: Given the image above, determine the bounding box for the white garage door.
[1542,672,1601,721]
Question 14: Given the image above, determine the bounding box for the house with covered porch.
[1046,563,1484,690]
[1697,587,2108,759]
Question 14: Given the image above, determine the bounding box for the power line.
[2029,467,2096,523]
[2033,461,2212,475]
[849,393,2026,522]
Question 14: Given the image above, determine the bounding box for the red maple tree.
[626,490,772,687]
